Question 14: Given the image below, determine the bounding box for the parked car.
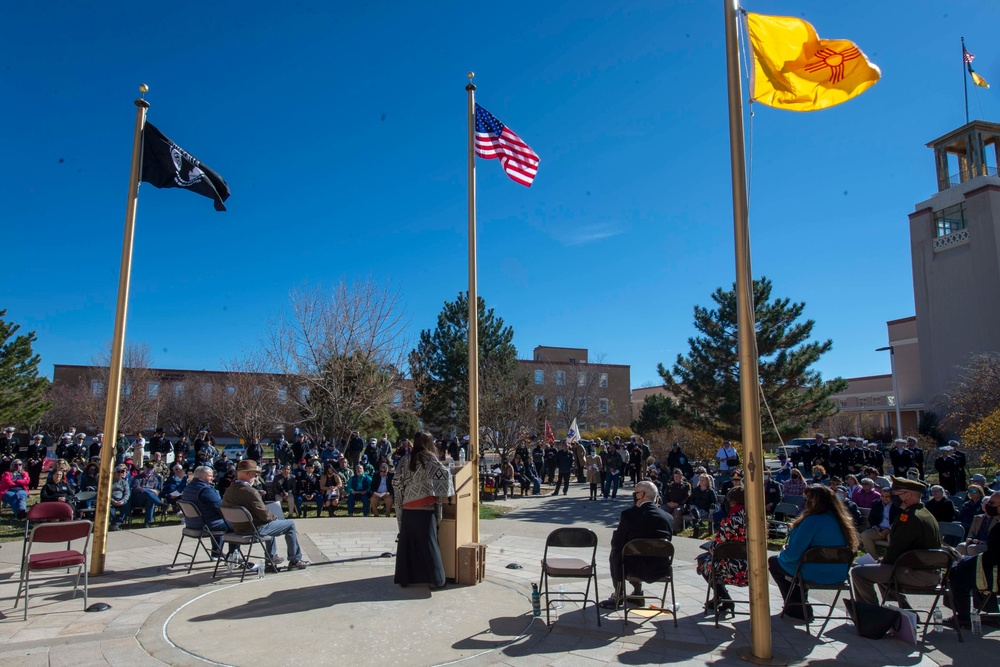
[222,444,246,461]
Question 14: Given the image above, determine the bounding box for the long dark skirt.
[395,508,445,587]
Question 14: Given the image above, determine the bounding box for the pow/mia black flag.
[140,123,230,211]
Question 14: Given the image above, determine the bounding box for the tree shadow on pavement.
[499,494,627,528]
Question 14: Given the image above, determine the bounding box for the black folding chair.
[172,500,228,573]
[619,538,677,629]
[213,506,277,582]
[939,521,967,548]
[779,546,855,635]
[539,527,600,627]
[888,548,961,642]
[704,541,750,627]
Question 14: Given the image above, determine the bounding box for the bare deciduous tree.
[534,354,610,432]
[263,278,409,442]
[212,351,293,447]
[944,352,1000,431]
[479,361,536,461]
[158,379,213,438]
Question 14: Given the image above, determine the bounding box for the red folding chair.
[19,502,75,579]
[15,520,93,620]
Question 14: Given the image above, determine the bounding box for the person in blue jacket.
[768,484,859,620]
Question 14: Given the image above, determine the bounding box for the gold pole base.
[735,646,789,666]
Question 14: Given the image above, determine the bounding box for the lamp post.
[876,346,903,438]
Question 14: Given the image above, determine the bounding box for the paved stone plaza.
[0,482,991,666]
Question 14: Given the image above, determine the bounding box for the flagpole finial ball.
[467,72,474,80]
[139,84,149,94]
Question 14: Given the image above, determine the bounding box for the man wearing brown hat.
[850,476,941,607]
[222,460,309,571]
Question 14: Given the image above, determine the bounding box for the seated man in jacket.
[859,486,900,559]
[221,460,309,572]
[161,463,188,511]
[601,480,673,608]
[370,463,394,517]
[662,469,691,534]
[851,477,940,607]
[109,464,131,530]
[180,466,238,561]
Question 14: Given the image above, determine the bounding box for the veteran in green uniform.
[850,477,942,606]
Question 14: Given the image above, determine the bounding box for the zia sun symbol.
[803,46,861,84]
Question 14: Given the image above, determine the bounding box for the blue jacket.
[776,511,849,584]
[162,475,188,498]
[180,477,223,529]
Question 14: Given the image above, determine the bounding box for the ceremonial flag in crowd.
[964,46,990,88]
[544,419,555,444]
[566,418,581,445]
[141,123,231,211]
[474,103,540,186]
[746,12,880,111]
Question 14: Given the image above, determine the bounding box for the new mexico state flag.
[746,12,880,112]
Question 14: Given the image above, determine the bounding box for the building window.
[569,358,577,364]
[887,395,896,407]
[147,382,159,398]
[838,399,847,409]
[201,383,212,400]
[556,370,565,386]
[534,369,544,385]
[599,398,609,414]
[556,396,565,411]
[299,387,309,402]
[392,390,403,406]
[535,396,544,410]
[226,385,236,396]
[173,382,185,398]
[276,386,288,403]
[599,372,608,388]
[91,380,105,397]
[122,382,132,397]
[934,202,967,237]
[578,398,587,411]
[577,371,587,387]
[600,422,609,429]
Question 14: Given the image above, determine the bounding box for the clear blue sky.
[3,1,998,388]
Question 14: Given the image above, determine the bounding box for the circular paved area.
[163,562,532,667]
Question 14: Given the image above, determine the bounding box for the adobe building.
[908,120,1000,407]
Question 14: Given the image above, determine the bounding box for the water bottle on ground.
[554,584,565,609]
[257,562,265,580]
[531,583,541,617]
[459,448,466,464]
[932,607,943,627]
[972,610,983,636]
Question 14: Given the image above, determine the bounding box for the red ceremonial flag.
[544,419,556,444]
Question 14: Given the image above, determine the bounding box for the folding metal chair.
[619,538,677,629]
[15,520,92,620]
[888,548,961,642]
[213,505,277,582]
[779,546,855,635]
[539,527,600,627]
[704,541,750,627]
[19,502,74,577]
[784,495,806,510]
[172,501,227,573]
[939,521,967,548]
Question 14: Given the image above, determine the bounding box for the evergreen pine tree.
[0,309,51,427]
[657,278,846,443]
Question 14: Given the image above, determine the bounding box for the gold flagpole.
[466,72,480,544]
[91,85,149,575]
[723,3,778,663]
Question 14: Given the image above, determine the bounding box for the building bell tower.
[909,120,1000,406]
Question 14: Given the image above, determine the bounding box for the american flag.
[964,47,975,64]
[474,103,540,187]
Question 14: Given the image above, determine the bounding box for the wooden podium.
[438,462,482,583]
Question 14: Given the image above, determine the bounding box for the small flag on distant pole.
[964,46,990,88]
[474,103,540,186]
[141,123,231,211]
[544,419,555,444]
[566,418,581,445]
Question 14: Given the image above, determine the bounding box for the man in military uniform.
[844,438,867,478]
[888,438,914,477]
[934,444,960,495]
[89,432,104,461]
[865,441,885,475]
[828,437,845,478]
[0,427,17,474]
[906,436,925,479]
[851,477,942,606]
[951,439,968,491]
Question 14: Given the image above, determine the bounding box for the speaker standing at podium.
[394,431,455,590]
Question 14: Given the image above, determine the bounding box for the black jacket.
[610,502,673,582]
[867,499,900,529]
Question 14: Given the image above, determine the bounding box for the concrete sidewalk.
[0,484,992,666]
